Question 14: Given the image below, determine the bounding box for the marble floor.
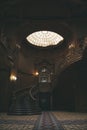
[0,111,87,130]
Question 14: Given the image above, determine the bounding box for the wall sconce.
[69,43,75,49]
[33,71,39,76]
[10,69,17,81]
[10,74,17,81]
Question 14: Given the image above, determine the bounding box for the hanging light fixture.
[26,31,64,47]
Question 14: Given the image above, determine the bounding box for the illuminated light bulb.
[35,71,39,76]
[10,74,17,81]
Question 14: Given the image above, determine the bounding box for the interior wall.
[52,56,87,112]
[0,70,10,112]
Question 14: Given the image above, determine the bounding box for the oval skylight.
[26,31,64,47]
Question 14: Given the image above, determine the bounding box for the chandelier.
[26,31,64,47]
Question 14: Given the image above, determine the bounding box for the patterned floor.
[0,111,87,130]
[0,113,39,130]
[33,112,63,130]
[52,111,87,130]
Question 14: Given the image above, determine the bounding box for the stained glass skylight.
[26,31,64,47]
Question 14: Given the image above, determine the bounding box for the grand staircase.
[8,86,41,115]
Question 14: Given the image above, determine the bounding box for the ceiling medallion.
[26,31,64,47]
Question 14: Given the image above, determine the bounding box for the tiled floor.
[0,111,87,130]
[52,111,87,130]
[52,111,87,121]
[0,113,39,130]
[34,112,62,130]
